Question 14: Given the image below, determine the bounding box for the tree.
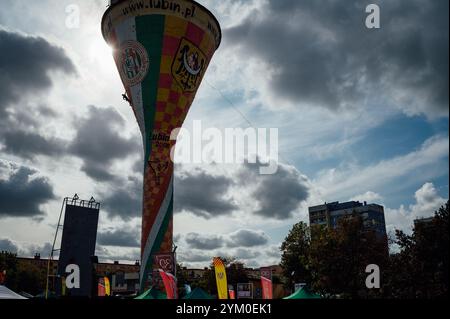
[175,263,188,297]
[280,217,388,298]
[280,222,312,289]
[0,251,46,295]
[309,215,388,298]
[385,201,449,298]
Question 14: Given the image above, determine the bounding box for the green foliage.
[280,222,312,286]
[385,201,449,298]
[0,252,46,296]
[309,215,388,298]
[279,202,449,299]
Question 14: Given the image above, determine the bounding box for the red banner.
[158,269,178,299]
[229,290,236,299]
[261,276,273,299]
[0,270,6,285]
[260,267,272,280]
[98,278,105,297]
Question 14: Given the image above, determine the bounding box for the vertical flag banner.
[213,257,228,299]
[102,0,222,291]
[104,277,111,296]
[0,270,6,285]
[159,269,178,299]
[98,278,105,297]
[228,284,235,299]
[61,277,66,297]
[261,276,273,299]
[260,267,272,280]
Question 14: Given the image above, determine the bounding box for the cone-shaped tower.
[102,0,221,290]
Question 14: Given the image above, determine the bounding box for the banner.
[260,267,272,280]
[228,284,235,299]
[158,269,178,299]
[98,278,105,297]
[61,277,66,296]
[261,276,273,299]
[104,277,111,296]
[0,270,6,285]
[213,257,228,299]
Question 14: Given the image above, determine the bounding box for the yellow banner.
[213,257,228,299]
[104,277,111,296]
[61,277,66,296]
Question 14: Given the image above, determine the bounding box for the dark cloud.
[0,163,55,218]
[100,176,142,220]
[0,238,18,253]
[69,106,140,182]
[238,162,310,220]
[101,189,141,221]
[0,29,74,160]
[0,29,76,114]
[175,169,238,218]
[226,229,269,248]
[20,242,52,257]
[0,130,66,159]
[225,0,449,116]
[233,248,261,260]
[97,229,140,247]
[178,251,212,263]
[0,239,53,257]
[185,233,224,250]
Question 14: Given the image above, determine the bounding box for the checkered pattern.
[141,16,218,254]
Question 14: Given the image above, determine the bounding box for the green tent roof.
[135,287,167,299]
[183,287,213,299]
[283,287,321,299]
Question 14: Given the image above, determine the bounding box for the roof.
[283,287,321,299]
[183,287,213,299]
[135,287,167,299]
[0,285,27,299]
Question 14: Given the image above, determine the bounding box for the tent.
[0,285,27,299]
[34,291,56,299]
[183,287,214,299]
[135,287,167,299]
[283,287,321,299]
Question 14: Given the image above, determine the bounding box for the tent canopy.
[0,285,27,299]
[135,287,167,299]
[283,287,321,299]
[183,287,213,299]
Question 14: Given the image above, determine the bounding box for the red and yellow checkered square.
[140,16,217,250]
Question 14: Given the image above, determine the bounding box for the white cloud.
[314,135,449,201]
[350,191,383,203]
[385,182,447,234]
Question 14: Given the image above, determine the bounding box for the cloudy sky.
[0,0,448,268]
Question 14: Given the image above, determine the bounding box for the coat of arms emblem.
[118,40,149,87]
[172,38,207,92]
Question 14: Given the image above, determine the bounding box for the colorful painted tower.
[101,0,221,290]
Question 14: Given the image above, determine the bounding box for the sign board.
[153,253,175,273]
[237,283,253,299]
